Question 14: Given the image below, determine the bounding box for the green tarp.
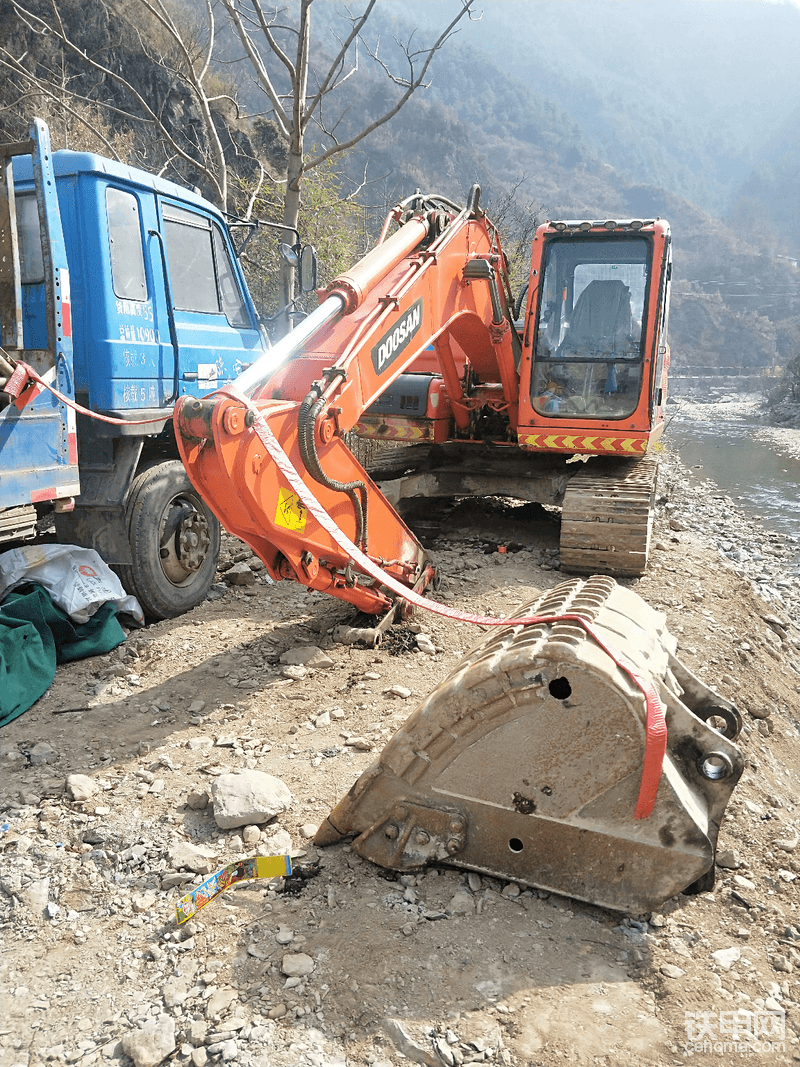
[0,583,126,728]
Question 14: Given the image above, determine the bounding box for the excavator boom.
[175,191,672,610]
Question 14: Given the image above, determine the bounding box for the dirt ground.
[1,449,798,1067]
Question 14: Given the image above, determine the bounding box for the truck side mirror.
[299,245,317,293]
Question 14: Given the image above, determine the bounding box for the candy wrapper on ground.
[175,855,292,924]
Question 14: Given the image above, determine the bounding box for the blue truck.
[0,119,292,619]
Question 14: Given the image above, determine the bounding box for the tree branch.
[250,0,296,81]
[304,0,475,171]
[303,0,377,125]
[198,0,216,85]
[0,61,122,159]
[219,0,290,138]
[9,0,228,204]
[292,0,311,152]
[137,0,229,205]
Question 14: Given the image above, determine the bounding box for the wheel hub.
[160,501,212,582]
[176,512,211,572]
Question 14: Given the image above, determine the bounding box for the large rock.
[280,952,315,977]
[122,1018,176,1067]
[446,889,475,916]
[29,742,57,765]
[258,827,293,856]
[382,1019,440,1067]
[710,946,741,971]
[20,877,50,917]
[205,988,238,1019]
[162,978,189,1008]
[66,774,98,801]
[211,771,292,829]
[222,562,256,586]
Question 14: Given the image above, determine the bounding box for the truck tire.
[118,460,221,621]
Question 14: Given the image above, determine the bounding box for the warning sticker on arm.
[274,488,307,532]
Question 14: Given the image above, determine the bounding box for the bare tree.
[483,177,547,300]
[219,0,477,306]
[1,0,477,323]
[0,0,241,204]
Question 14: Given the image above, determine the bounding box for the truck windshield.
[162,203,250,328]
[532,236,650,419]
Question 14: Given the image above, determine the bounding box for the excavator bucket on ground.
[315,576,744,914]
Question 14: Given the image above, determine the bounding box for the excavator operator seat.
[556,279,635,360]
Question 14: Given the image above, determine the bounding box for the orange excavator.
[175,187,671,617]
[173,190,744,913]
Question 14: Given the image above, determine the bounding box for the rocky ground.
[1,447,799,1067]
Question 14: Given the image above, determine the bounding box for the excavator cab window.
[532,236,650,419]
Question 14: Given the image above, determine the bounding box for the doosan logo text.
[371,299,423,374]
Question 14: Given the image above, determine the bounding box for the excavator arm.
[174,188,520,615]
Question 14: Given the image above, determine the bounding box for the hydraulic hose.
[297,386,369,552]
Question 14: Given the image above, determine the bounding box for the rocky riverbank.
[1,447,798,1067]
[768,396,800,432]
[655,448,800,619]
[766,358,800,430]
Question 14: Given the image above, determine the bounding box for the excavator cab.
[518,220,671,454]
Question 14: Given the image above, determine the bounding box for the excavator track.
[560,454,659,577]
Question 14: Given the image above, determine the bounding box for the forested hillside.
[0,0,796,380]
[403,0,800,254]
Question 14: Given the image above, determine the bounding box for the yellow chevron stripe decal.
[518,433,647,453]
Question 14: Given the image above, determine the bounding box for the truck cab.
[0,121,270,618]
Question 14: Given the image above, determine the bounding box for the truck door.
[157,202,263,395]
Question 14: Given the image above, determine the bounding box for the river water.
[663,398,799,556]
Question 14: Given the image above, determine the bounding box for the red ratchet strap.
[3,361,170,426]
[221,386,667,819]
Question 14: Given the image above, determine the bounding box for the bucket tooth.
[315,576,744,914]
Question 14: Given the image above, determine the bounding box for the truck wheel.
[118,460,221,621]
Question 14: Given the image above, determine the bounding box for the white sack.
[0,544,143,625]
